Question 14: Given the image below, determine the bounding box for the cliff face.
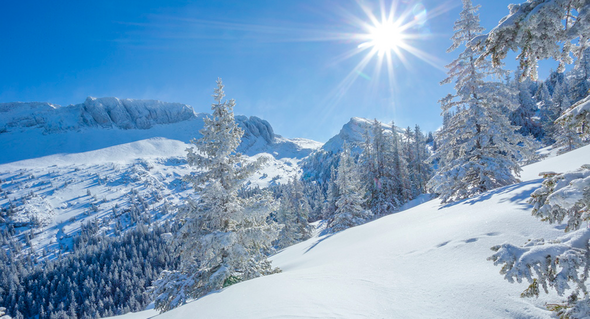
[0,97,321,164]
[0,97,196,133]
[80,97,196,130]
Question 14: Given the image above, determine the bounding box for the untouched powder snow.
[112,144,590,319]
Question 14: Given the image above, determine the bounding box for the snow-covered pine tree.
[472,0,590,81]
[328,143,372,232]
[361,120,398,216]
[411,125,432,195]
[274,177,312,249]
[428,0,537,203]
[302,180,324,222]
[510,70,543,139]
[489,165,590,318]
[553,77,573,113]
[556,95,590,151]
[536,81,560,144]
[402,127,419,197]
[391,121,412,204]
[322,166,339,221]
[569,48,590,102]
[153,79,280,312]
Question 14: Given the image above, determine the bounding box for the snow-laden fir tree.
[402,127,418,197]
[328,143,372,232]
[489,165,590,318]
[153,79,280,312]
[322,166,339,221]
[472,0,590,81]
[391,121,412,204]
[274,177,312,249]
[428,0,537,203]
[555,95,590,152]
[304,180,325,222]
[569,48,590,102]
[361,120,399,216]
[536,82,560,144]
[410,125,432,196]
[510,70,543,139]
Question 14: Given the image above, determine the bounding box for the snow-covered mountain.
[0,97,321,164]
[110,144,590,319]
[0,97,322,264]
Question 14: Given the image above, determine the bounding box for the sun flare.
[362,21,404,55]
[317,0,450,115]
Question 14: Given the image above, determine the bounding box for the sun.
[370,22,403,53]
[362,20,404,55]
[317,0,449,114]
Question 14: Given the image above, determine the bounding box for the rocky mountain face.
[0,97,321,164]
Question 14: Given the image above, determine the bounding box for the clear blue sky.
[0,0,559,142]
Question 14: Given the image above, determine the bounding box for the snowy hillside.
[0,97,320,263]
[0,137,304,260]
[0,97,321,164]
[112,145,590,319]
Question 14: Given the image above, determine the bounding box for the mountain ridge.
[0,97,322,164]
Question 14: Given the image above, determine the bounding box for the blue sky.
[0,0,560,142]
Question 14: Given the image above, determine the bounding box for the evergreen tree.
[361,120,398,216]
[556,95,590,152]
[411,125,432,195]
[391,122,411,203]
[322,167,339,221]
[304,181,325,222]
[428,0,536,203]
[510,70,543,139]
[328,144,372,232]
[274,177,312,249]
[490,166,590,318]
[536,82,560,144]
[402,127,419,197]
[569,48,590,102]
[475,0,590,80]
[153,79,280,312]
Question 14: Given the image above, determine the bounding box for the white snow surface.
[110,147,590,319]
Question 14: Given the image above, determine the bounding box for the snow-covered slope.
[0,97,321,261]
[112,144,590,319]
[0,97,321,164]
[0,137,304,259]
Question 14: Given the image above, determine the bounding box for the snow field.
[115,144,590,319]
